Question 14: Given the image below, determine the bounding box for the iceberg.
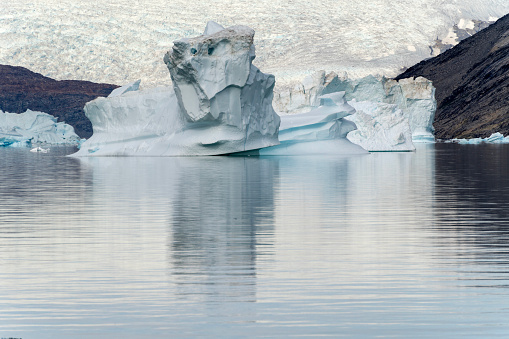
[72,23,280,157]
[245,92,367,155]
[0,109,82,147]
[273,72,436,151]
[30,146,50,153]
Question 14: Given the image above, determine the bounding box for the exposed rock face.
[0,65,118,139]
[396,13,509,139]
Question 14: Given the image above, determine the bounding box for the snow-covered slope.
[1,0,507,88]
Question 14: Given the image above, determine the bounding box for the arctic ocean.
[2,144,509,338]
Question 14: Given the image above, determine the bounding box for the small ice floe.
[30,146,50,153]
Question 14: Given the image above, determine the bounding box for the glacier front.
[0,109,82,147]
[72,23,280,157]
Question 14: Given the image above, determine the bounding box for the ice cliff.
[72,23,280,156]
[0,109,82,147]
[274,72,436,151]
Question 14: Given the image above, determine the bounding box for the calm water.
[1,144,509,338]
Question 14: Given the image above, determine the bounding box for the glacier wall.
[1,0,507,89]
[0,109,82,147]
[72,23,280,157]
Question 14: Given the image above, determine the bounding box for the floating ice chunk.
[30,146,50,153]
[451,132,509,144]
[108,79,141,97]
[0,109,82,147]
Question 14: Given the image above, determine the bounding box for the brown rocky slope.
[395,13,509,139]
[0,65,118,139]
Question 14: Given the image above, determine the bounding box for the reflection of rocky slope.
[396,14,509,139]
[0,65,118,138]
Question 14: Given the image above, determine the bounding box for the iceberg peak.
[203,21,225,36]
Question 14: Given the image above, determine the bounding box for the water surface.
[1,144,509,338]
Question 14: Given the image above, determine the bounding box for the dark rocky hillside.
[395,14,509,139]
[0,65,118,139]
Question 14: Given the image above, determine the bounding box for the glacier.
[0,109,82,147]
[0,0,507,90]
[72,23,280,157]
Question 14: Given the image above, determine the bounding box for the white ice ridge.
[0,109,82,147]
[450,132,509,144]
[108,79,141,97]
[72,23,280,157]
[1,0,508,88]
[246,92,367,156]
[273,72,436,151]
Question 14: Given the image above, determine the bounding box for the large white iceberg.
[0,109,82,147]
[72,23,280,157]
[245,92,367,155]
